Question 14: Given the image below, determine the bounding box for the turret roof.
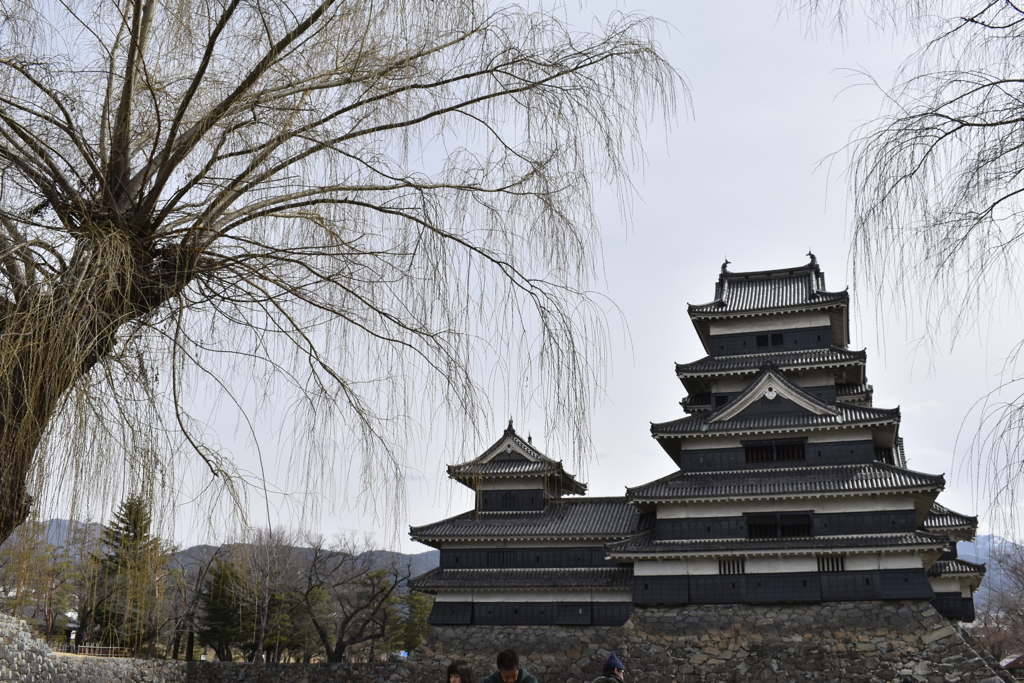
[675,347,865,386]
[651,401,899,439]
[689,255,848,316]
[447,420,586,494]
[409,497,650,546]
[627,462,944,503]
[686,255,850,351]
[927,558,986,578]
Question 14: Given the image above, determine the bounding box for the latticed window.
[745,444,774,463]
[718,559,745,575]
[747,515,777,539]
[817,555,846,572]
[756,334,770,347]
[776,442,805,461]
[770,333,784,346]
[502,492,516,510]
[487,550,515,567]
[779,514,811,537]
[745,440,805,463]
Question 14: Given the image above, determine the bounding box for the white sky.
[156,0,1024,552]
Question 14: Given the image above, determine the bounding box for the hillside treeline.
[0,497,432,662]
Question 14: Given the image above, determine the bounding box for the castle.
[409,256,983,626]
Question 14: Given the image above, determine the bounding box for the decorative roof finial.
[528,434,532,444]
[721,258,731,274]
[506,418,514,435]
[807,250,817,267]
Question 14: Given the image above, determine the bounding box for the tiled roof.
[607,530,948,557]
[651,402,899,437]
[409,498,650,544]
[689,260,847,316]
[450,460,564,477]
[923,503,978,531]
[681,393,712,412]
[927,559,986,577]
[409,566,633,591]
[676,347,866,378]
[627,462,944,502]
[447,421,586,494]
[837,383,873,399]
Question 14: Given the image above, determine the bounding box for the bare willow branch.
[0,0,682,543]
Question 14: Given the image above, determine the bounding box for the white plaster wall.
[745,556,817,573]
[674,428,877,451]
[708,312,831,334]
[657,496,916,518]
[634,559,719,576]
[844,552,922,571]
[927,577,961,593]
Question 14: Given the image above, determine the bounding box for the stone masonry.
[393,601,1014,683]
[1,601,1017,682]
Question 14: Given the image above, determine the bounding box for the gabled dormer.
[447,420,586,511]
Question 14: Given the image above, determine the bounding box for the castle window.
[746,513,812,539]
[747,515,777,538]
[714,395,729,408]
[719,559,745,575]
[817,556,846,572]
[771,333,784,346]
[779,514,811,537]
[756,334,769,347]
[502,492,516,510]
[744,440,805,463]
[487,550,515,567]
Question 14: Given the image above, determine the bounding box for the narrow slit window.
[718,559,745,575]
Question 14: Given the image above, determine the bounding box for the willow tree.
[790,0,1024,517]
[0,0,679,543]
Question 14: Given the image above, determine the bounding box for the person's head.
[496,649,520,683]
[447,659,477,683]
[603,651,625,679]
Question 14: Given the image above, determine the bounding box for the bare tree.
[237,528,302,663]
[0,0,681,543]
[971,541,1024,659]
[298,535,405,663]
[784,0,1024,519]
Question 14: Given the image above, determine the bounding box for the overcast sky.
[155,1,1024,553]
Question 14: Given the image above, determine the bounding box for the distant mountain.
[8,519,441,582]
[39,518,102,547]
[958,534,1018,607]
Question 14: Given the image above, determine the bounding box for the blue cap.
[603,652,624,672]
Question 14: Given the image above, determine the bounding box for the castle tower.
[606,256,982,619]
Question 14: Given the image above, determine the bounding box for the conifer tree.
[93,496,168,654]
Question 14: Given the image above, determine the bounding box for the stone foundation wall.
[0,613,188,682]
[395,601,1014,683]
[1,602,1016,683]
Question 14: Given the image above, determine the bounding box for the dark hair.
[446,660,478,683]
[496,649,519,672]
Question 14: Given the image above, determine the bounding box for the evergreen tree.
[93,496,168,654]
[198,558,250,662]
